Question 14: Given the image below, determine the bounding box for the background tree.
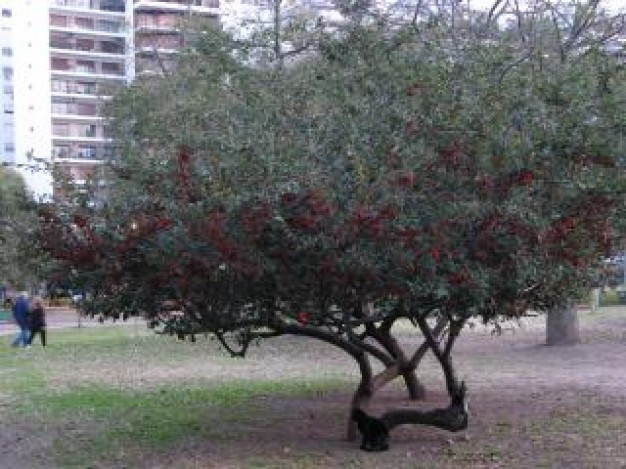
[0,167,50,292]
[41,1,625,443]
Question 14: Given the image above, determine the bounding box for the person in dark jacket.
[27,297,46,347]
[11,292,30,347]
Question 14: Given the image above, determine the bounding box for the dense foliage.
[0,167,49,290]
[41,1,625,440]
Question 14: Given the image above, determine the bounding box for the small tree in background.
[0,166,51,292]
[41,1,625,442]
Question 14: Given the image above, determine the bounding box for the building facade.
[0,0,219,199]
[133,1,219,78]
[49,0,133,193]
[0,3,15,168]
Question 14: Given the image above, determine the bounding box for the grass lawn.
[1,311,625,468]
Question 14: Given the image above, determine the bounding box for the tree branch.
[407,314,448,369]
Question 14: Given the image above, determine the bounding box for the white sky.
[467,0,624,12]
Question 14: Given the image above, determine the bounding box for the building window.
[81,124,96,137]
[101,62,121,75]
[53,145,70,158]
[2,67,12,81]
[101,1,125,13]
[75,60,95,73]
[98,19,121,33]
[75,17,95,30]
[76,38,95,52]
[77,102,96,116]
[3,103,12,114]
[77,146,97,159]
[1,9,11,18]
[50,15,68,27]
[53,123,69,137]
[1,47,12,57]
[51,80,65,93]
[101,40,123,54]
[51,58,70,71]
[76,81,97,94]
[4,143,14,152]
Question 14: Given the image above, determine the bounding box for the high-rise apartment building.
[0,3,15,168]
[0,0,54,198]
[49,0,133,193]
[0,0,219,199]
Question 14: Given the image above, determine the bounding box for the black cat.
[351,407,390,452]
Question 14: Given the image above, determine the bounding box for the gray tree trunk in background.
[546,300,580,345]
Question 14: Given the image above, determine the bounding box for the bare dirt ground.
[142,308,626,468]
[1,306,625,468]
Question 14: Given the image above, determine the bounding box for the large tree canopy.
[41,0,625,445]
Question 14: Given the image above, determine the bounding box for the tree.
[41,1,625,445]
[0,167,49,291]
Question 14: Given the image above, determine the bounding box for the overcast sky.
[466,0,624,12]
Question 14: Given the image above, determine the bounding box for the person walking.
[11,292,30,347]
[27,297,47,347]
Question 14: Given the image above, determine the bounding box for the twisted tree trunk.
[381,382,469,432]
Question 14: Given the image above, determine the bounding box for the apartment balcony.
[50,41,125,60]
[51,114,106,123]
[50,81,114,100]
[51,90,112,101]
[52,134,112,143]
[53,148,112,162]
[133,0,220,15]
[53,152,104,163]
[135,35,182,54]
[51,67,126,81]
[50,0,126,17]
[134,24,181,34]
[49,22,127,39]
[52,147,114,165]
[51,104,105,121]
[136,46,179,55]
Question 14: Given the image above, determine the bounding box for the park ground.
[0,306,625,468]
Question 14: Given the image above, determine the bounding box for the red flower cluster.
[296,311,310,324]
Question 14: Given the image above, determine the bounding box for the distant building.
[0,1,53,199]
[133,0,220,78]
[48,0,132,197]
[0,0,219,199]
[0,3,15,168]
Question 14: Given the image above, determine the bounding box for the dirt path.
[0,307,143,336]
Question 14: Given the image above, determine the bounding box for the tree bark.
[546,300,580,345]
[347,352,374,441]
[381,381,469,432]
[402,369,426,400]
[381,403,468,433]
